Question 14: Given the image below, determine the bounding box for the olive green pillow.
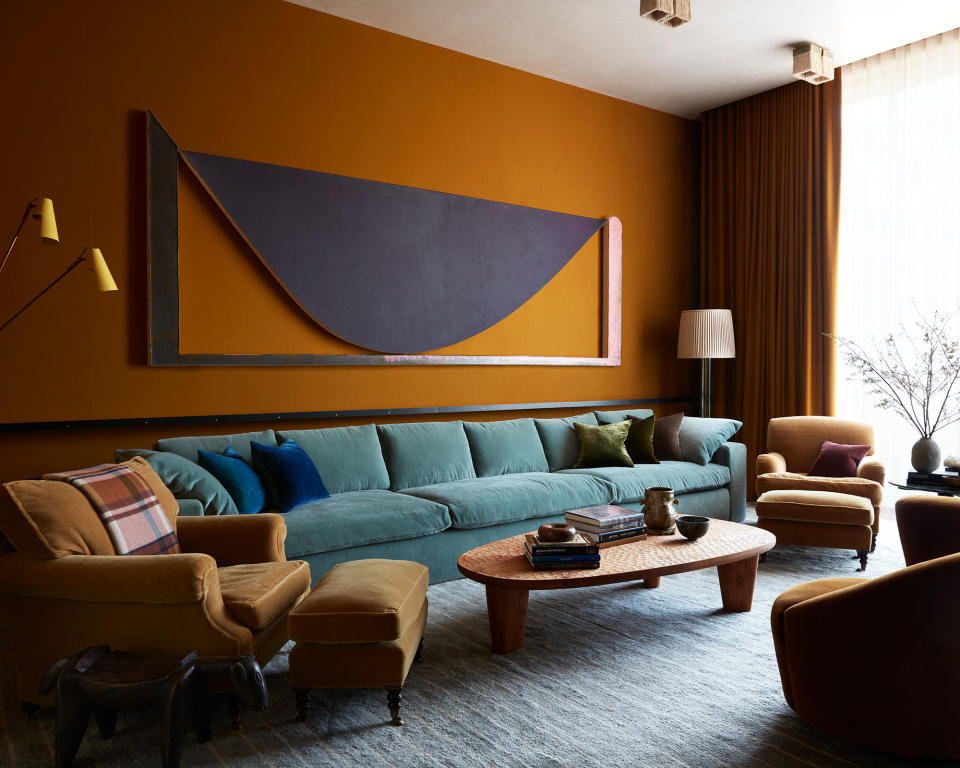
[572,421,634,469]
[626,415,659,464]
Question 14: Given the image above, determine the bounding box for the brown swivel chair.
[0,457,311,709]
[770,494,960,759]
[755,417,885,568]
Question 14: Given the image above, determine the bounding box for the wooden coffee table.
[458,519,776,653]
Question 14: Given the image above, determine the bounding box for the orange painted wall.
[0,0,699,481]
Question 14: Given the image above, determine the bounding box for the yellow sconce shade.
[33,198,59,243]
[86,248,117,292]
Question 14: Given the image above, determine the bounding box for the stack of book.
[564,505,647,547]
[523,534,601,570]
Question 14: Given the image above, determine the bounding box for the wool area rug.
[0,519,942,768]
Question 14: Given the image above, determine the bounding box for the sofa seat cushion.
[400,472,611,529]
[288,559,429,643]
[756,472,883,507]
[560,461,731,505]
[281,490,452,559]
[756,490,874,525]
[218,560,311,631]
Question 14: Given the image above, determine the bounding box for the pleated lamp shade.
[33,198,59,243]
[677,309,735,359]
[86,248,118,292]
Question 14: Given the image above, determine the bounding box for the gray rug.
[1,519,943,768]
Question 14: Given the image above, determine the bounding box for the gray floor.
[2,506,938,768]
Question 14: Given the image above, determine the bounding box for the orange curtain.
[700,76,842,497]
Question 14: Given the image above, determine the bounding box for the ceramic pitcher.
[643,486,679,535]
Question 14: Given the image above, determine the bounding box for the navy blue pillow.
[197,448,266,515]
[250,439,329,513]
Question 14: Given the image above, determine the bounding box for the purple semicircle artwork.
[182,151,606,355]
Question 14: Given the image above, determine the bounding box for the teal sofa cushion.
[277,425,389,494]
[463,419,549,477]
[400,472,612,529]
[115,449,238,516]
[561,462,731,505]
[155,430,277,464]
[594,408,655,424]
[282,490,451,558]
[176,498,205,517]
[533,413,599,472]
[198,448,266,515]
[678,417,743,465]
[377,421,476,491]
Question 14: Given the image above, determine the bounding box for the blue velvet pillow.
[250,439,329,513]
[197,448,266,515]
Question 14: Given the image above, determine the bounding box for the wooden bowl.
[676,515,710,541]
[538,523,577,542]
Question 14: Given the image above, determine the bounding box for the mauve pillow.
[808,441,871,478]
[653,412,684,461]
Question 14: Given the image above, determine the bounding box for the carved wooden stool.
[287,559,428,726]
[40,647,267,768]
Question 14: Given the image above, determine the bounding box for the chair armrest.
[781,554,960,740]
[177,513,287,566]
[0,552,217,604]
[857,457,886,486]
[756,452,787,476]
[713,442,747,522]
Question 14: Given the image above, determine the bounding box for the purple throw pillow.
[808,441,871,478]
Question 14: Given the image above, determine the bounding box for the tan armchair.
[771,497,960,759]
[756,417,884,557]
[0,458,311,707]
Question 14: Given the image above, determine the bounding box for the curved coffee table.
[458,519,776,653]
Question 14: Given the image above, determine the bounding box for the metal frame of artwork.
[147,112,622,367]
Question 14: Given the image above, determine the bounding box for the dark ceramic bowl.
[538,522,577,542]
[676,515,710,541]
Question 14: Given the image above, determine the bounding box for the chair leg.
[386,687,404,727]
[871,533,877,552]
[856,550,869,572]
[294,687,311,723]
[415,639,424,664]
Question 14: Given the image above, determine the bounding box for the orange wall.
[0,0,699,481]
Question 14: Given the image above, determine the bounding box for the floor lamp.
[677,309,735,418]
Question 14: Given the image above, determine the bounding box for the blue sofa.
[119,409,745,583]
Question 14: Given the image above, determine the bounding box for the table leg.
[717,554,760,612]
[642,576,661,589]
[485,585,528,654]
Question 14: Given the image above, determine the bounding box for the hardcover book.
[524,550,602,570]
[565,505,644,529]
[579,526,647,544]
[523,534,599,556]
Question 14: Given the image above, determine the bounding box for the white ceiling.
[285,0,960,119]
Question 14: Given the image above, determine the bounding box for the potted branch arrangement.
[826,309,960,473]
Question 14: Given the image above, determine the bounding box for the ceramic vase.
[911,437,942,473]
[642,486,678,535]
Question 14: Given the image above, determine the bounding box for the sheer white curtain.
[837,28,960,491]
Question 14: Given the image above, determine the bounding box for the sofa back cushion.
[463,419,549,477]
[277,425,390,494]
[377,421,476,491]
[594,408,654,424]
[533,413,599,472]
[679,417,743,465]
[154,429,278,464]
[0,457,176,559]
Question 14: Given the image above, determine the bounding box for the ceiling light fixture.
[639,0,691,28]
[793,43,835,84]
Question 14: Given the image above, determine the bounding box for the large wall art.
[147,112,622,366]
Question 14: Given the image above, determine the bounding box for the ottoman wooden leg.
[294,687,311,722]
[871,533,877,552]
[386,687,404,727]
[857,550,869,572]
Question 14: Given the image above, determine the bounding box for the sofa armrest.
[857,457,886,487]
[757,452,787,476]
[0,552,217,604]
[713,442,747,522]
[177,513,287,566]
[780,555,960,752]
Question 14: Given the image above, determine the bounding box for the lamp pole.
[0,252,87,333]
[0,201,38,276]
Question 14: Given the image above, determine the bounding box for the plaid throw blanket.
[43,464,179,555]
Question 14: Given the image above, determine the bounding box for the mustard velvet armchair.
[771,495,960,759]
[756,416,885,551]
[0,460,311,708]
